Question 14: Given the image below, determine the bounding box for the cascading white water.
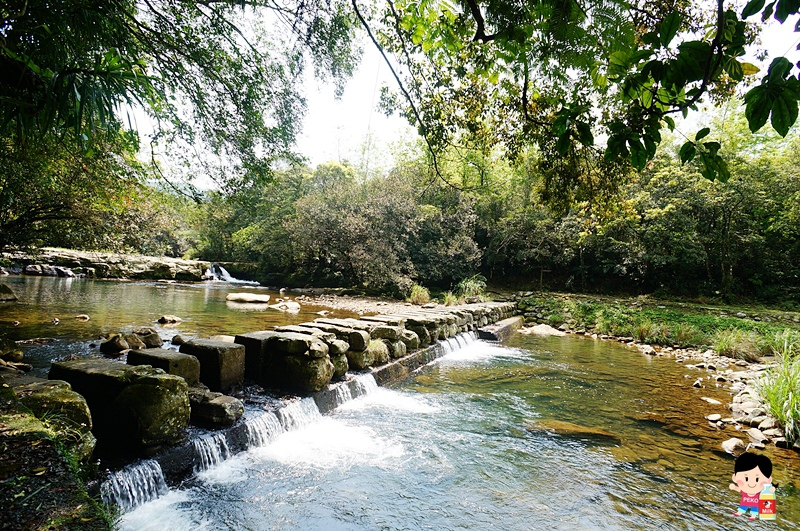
[108,332,479,515]
[275,397,323,431]
[100,460,168,512]
[245,411,285,448]
[193,433,231,472]
[205,264,260,285]
[436,331,477,356]
[351,373,379,397]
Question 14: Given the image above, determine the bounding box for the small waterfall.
[246,411,285,448]
[193,433,231,472]
[276,397,322,431]
[205,263,259,285]
[351,373,378,398]
[100,460,168,513]
[437,331,477,357]
[334,383,354,405]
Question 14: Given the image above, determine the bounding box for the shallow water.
[119,335,800,530]
[0,275,357,376]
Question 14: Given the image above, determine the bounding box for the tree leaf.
[695,127,710,141]
[740,62,761,75]
[660,12,682,47]
[771,92,799,136]
[679,141,696,163]
[744,86,771,132]
[742,0,766,18]
[556,132,571,155]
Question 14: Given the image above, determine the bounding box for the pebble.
[722,438,746,454]
[746,428,768,443]
[701,397,722,405]
[706,414,722,422]
[692,379,703,388]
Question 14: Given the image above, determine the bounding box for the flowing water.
[3,277,800,529]
[117,335,799,530]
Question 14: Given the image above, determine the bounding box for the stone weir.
[96,301,516,504]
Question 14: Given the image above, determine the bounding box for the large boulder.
[399,329,420,351]
[14,379,96,461]
[330,354,348,380]
[345,348,374,371]
[99,333,129,356]
[281,355,334,394]
[385,339,407,359]
[48,359,189,450]
[0,283,17,302]
[179,339,245,392]
[234,330,278,380]
[127,348,201,386]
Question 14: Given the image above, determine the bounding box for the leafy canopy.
[355,0,800,202]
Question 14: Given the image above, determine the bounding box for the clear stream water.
[1,277,799,529]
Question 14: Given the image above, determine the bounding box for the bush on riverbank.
[518,293,800,349]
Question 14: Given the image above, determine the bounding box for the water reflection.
[0,275,358,376]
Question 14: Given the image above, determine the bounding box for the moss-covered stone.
[110,374,189,447]
[367,340,389,366]
[345,348,374,371]
[15,379,95,462]
[127,348,200,386]
[330,353,348,380]
[280,355,335,394]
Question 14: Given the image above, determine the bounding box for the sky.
[295,44,414,172]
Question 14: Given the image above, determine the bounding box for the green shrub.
[408,283,431,305]
[671,323,706,347]
[631,320,657,343]
[442,291,459,306]
[546,313,565,327]
[568,300,598,326]
[594,306,634,336]
[714,328,761,361]
[757,353,800,443]
[761,329,800,357]
[455,275,486,300]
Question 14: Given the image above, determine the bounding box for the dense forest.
[1,1,799,302]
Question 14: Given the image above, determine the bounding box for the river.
[2,276,799,529]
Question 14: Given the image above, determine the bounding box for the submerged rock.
[525,420,621,443]
[722,437,746,455]
[0,283,18,302]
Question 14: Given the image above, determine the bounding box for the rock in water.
[158,314,182,324]
[524,419,621,444]
[721,437,746,455]
[99,334,129,356]
[519,324,566,336]
[225,292,271,303]
[0,283,18,302]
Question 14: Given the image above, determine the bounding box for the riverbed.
[120,335,799,530]
[2,276,798,529]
